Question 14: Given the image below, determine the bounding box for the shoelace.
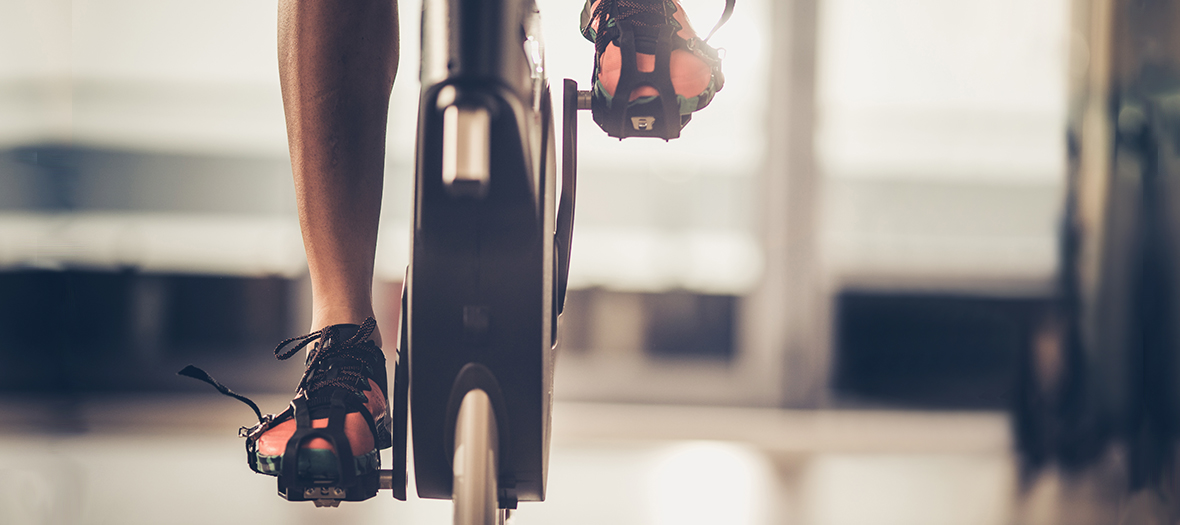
[274,317,380,401]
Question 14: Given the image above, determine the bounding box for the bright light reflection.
[647,441,771,525]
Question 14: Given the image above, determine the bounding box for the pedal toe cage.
[592,14,685,140]
[590,0,735,140]
[276,393,380,507]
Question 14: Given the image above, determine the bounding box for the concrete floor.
[0,396,1131,525]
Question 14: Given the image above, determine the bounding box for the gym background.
[0,0,1145,523]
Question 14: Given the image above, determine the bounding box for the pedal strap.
[281,392,359,485]
[177,364,265,425]
[597,19,682,139]
[178,364,277,474]
[703,0,736,43]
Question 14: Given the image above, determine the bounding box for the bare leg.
[260,0,399,458]
[280,0,399,346]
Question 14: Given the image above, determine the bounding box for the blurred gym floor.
[0,395,1014,525]
[0,394,1134,525]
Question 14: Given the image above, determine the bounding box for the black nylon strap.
[703,0,736,43]
[283,397,311,481]
[326,392,356,484]
[328,391,348,433]
[294,396,310,428]
[358,404,381,445]
[177,365,264,424]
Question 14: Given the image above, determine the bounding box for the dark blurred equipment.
[0,270,297,393]
[836,292,1044,409]
[1013,0,1180,502]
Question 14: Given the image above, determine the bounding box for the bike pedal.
[278,470,381,504]
[306,487,347,507]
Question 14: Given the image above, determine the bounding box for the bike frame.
[376,0,583,523]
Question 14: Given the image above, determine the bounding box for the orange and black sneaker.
[180,317,391,505]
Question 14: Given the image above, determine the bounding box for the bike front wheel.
[453,388,503,525]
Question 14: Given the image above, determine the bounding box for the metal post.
[742,0,826,408]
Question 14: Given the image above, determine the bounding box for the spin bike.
[383,0,583,523]
[388,0,727,521]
